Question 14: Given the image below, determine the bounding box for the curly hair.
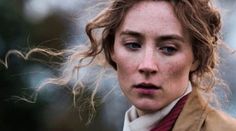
[84,0,228,106]
[1,0,228,122]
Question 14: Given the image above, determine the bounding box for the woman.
[85,0,236,130]
[3,0,236,130]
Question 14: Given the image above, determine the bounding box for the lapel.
[172,87,209,131]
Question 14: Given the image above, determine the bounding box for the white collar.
[122,82,192,131]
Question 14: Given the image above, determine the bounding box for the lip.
[133,82,161,95]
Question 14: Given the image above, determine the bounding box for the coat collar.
[172,87,209,131]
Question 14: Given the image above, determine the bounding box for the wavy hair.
[1,0,229,122]
[86,0,227,100]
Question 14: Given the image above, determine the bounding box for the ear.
[190,60,199,72]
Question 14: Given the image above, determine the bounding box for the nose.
[138,48,158,76]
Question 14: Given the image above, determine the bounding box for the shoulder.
[204,107,236,130]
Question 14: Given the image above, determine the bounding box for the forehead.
[116,1,185,38]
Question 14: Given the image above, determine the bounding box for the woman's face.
[111,1,197,116]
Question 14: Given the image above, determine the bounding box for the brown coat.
[172,88,236,131]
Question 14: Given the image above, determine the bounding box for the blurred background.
[0,0,236,131]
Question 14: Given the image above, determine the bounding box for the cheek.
[114,50,140,76]
[115,54,140,90]
[116,62,134,93]
[116,58,135,82]
[162,58,192,79]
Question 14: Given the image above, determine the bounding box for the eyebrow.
[157,35,185,43]
[119,30,186,43]
[120,30,143,39]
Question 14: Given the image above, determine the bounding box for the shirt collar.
[123,82,192,131]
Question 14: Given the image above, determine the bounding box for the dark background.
[0,0,236,131]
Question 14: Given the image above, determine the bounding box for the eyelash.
[123,41,178,55]
[124,42,141,50]
[159,46,177,55]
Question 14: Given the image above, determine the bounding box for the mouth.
[133,83,161,90]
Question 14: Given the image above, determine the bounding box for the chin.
[134,101,163,113]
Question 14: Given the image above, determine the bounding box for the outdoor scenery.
[1,0,236,131]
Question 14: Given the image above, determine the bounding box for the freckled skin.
[111,1,197,116]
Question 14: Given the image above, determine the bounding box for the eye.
[160,46,177,55]
[125,42,141,50]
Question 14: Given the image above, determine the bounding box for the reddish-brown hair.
[85,0,223,93]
